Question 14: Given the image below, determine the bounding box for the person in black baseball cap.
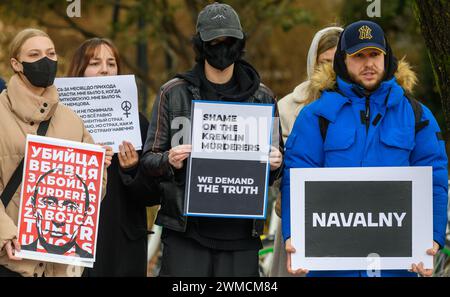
[141,2,283,277]
[192,2,246,71]
[282,19,447,278]
[333,20,397,92]
[340,20,386,56]
[196,2,244,42]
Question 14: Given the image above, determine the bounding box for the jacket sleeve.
[140,88,179,180]
[118,113,160,206]
[119,166,160,207]
[81,123,107,200]
[269,99,284,185]
[410,105,448,248]
[0,188,18,253]
[281,107,324,242]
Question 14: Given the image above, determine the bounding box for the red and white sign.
[16,135,105,267]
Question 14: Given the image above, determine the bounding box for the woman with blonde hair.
[0,28,112,277]
[270,26,343,277]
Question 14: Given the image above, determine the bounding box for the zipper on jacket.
[364,96,370,133]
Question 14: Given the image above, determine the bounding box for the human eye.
[42,197,57,207]
[63,200,79,212]
[28,52,39,58]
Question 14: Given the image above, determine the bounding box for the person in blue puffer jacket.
[281,20,448,277]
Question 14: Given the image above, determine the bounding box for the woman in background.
[68,38,159,277]
[270,26,343,277]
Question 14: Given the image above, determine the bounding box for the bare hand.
[285,238,308,276]
[269,146,282,171]
[103,145,114,169]
[168,145,192,169]
[409,241,439,277]
[118,141,139,169]
[5,238,22,261]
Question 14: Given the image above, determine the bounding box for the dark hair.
[67,38,121,77]
[191,33,247,63]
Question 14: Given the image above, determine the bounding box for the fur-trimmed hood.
[307,58,418,100]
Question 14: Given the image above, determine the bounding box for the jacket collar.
[314,76,404,123]
[336,75,404,107]
[6,74,59,124]
[313,90,349,123]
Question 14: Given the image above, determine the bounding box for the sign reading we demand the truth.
[185,101,275,219]
[290,167,433,271]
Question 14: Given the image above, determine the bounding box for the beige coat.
[278,26,344,142]
[0,74,107,277]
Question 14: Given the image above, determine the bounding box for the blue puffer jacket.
[281,62,448,277]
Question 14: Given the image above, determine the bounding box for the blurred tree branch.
[0,0,313,107]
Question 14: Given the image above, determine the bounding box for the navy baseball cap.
[196,2,244,42]
[341,20,387,56]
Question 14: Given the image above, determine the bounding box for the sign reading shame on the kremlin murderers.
[185,101,275,219]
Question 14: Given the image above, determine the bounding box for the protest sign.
[185,101,274,219]
[290,167,433,271]
[16,135,105,268]
[55,75,141,152]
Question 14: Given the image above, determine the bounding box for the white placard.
[55,75,141,152]
[16,135,105,268]
[185,100,274,219]
[290,167,433,271]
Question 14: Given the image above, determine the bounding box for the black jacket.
[85,113,160,277]
[141,61,283,237]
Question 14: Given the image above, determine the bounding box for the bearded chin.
[349,72,384,92]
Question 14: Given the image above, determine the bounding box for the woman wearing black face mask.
[0,28,112,277]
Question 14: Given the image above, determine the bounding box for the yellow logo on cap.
[359,25,373,40]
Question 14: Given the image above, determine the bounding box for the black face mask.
[203,38,243,71]
[21,56,58,88]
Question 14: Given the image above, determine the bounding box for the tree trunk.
[413,0,450,137]
[137,12,149,114]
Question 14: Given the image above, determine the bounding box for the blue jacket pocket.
[380,127,415,151]
[323,127,356,151]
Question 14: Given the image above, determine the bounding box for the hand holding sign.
[169,145,192,169]
[269,146,282,171]
[285,239,308,276]
[118,141,139,169]
[5,238,22,261]
[410,241,439,277]
[103,145,114,168]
